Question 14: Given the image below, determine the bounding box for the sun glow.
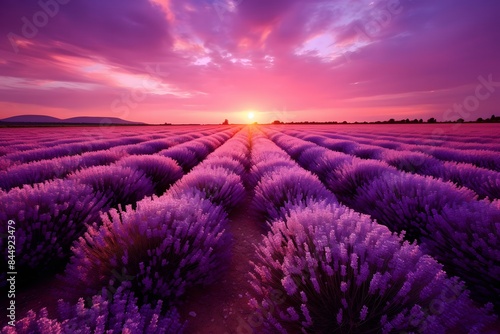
[247,112,255,120]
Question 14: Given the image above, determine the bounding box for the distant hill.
[63,116,143,125]
[1,115,62,123]
[0,115,144,125]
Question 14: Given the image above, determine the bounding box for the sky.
[0,0,499,124]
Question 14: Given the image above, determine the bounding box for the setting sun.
[247,112,255,120]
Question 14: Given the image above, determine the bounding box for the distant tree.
[388,118,395,123]
[456,118,465,123]
[476,117,484,122]
[342,121,348,124]
[405,118,410,123]
[222,119,229,125]
[419,119,423,123]
[272,120,282,124]
[427,117,437,123]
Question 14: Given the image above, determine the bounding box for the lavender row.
[285,129,500,172]
[246,129,494,333]
[0,150,123,192]
[0,127,249,333]
[249,131,335,224]
[300,125,500,148]
[265,129,500,308]
[57,130,250,330]
[0,128,243,280]
[0,126,231,170]
[0,125,233,146]
[159,129,241,173]
[0,128,233,191]
[379,149,500,199]
[1,283,185,334]
[0,136,144,169]
[282,130,500,199]
[0,157,183,284]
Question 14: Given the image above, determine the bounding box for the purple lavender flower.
[249,202,495,333]
[68,165,155,209]
[325,158,398,205]
[63,194,230,305]
[0,150,121,191]
[199,156,246,176]
[160,146,200,172]
[117,155,183,195]
[355,173,477,241]
[423,199,500,307]
[380,149,440,174]
[169,167,246,210]
[0,179,106,276]
[252,168,336,223]
[248,160,297,188]
[1,283,185,334]
[431,161,500,199]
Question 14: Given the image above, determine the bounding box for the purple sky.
[0,0,499,124]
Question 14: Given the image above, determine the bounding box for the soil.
[178,194,266,334]
[1,194,266,332]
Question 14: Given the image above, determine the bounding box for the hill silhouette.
[0,115,144,125]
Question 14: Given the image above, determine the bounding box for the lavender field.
[1,124,499,334]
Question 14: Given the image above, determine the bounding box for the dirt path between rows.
[178,194,265,334]
[0,194,265,332]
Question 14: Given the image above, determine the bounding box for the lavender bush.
[0,180,106,276]
[1,283,185,334]
[63,194,230,305]
[184,142,211,160]
[161,146,200,172]
[423,199,500,307]
[322,139,360,154]
[296,147,328,170]
[200,156,246,176]
[324,159,398,205]
[432,161,500,199]
[3,137,144,165]
[117,155,183,195]
[249,202,495,333]
[123,139,175,155]
[169,167,246,210]
[68,165,155,209]
[351,144,384,160]
[420,147,500,171]
[355,173,477,241]
[380,150,439,175]
[248,160,297,188]
[0,150,122,191]
[252,168,335,223]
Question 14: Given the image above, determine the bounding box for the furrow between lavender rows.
[0,127,240,191]
[293,125,500,149]
[0,126,235,169]
[0,127,240,288]
[2,128,252,332]
[280,128,500,172]
[243,127,494,333]
[280,129,500,199]
[262,127,499,310]
[0,126,234,157]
